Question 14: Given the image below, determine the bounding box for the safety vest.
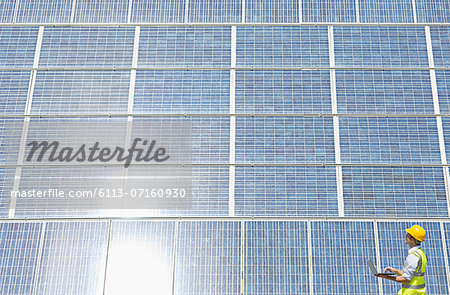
[397,248,427,295]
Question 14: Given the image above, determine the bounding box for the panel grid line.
[70,0,76,23]
[31,221,46,295]
[101,220,112,295]
[12,0,19,24]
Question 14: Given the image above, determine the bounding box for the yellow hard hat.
[405,225,426,242]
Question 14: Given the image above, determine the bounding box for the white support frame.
[241,0,245,23]
[171,219,179,295]
[328,25,344,217]
[184,0,189,23]
[411,0,418,23]
[229,26,237,217]
[101,220,113,294]
[355,0,360,23]
[127,0,133,24]
[70,0,77,23]
[240,220,245,294]
[425,26,450,217]
[31,221,47,295]
[373,221,384,295]
[307,220,314,295]
[439,222,450,293]
[9,26,44,219]
[13,0,20,24]
[298,0,302,23]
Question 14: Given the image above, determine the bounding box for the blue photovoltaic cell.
[336,70,434,114]
[39,27,134,68]
[0,72,30,115]
[235,70,332,114]
[302,0,356,22]
[236,117,335,164]
[244,221,309,294]
[189,0,241,23]
[174,221,241,295]
[35,221,109,295]
[131,0,185,23]
[0,27,38,68]
[138,27,231,68]
[236,27,329,68]
[133,70,230,114]
[431,27,450,68]
[311,221,378,294]
[105,221,175,295]
[235,167,338,216]
[416,0,450,23]
[378,222,449,295]
[31,71,130,114]
[342,167,448,217]
[0,222,42,295]
[339,117,441,164]
[436,71,450,114]
[0,169,14,217]
[245,0,299,23]
[0,1,15,23]
[334,27,428,68]
[74,0,129,23]
[16,0,73,23]
[442,117,450,160]
[359,0,414,23]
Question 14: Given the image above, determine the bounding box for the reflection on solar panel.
[236,27,329,67]
[377,221,449,295]
[431,27,450,68]
[336,70,434,114]
[359,0,414,22]
[133,71,230,114]
[0,1,16,23]
[236,117,335,163]
[245,0,299,23]
[31,71,130,114]
[302,0,357,22]
[235,167,338,216]
[189,0,241,23]
[39,27,134,68]
[244,221,309,294]
[174,221,241,295]
[236,70,332,114]
[311,221,379,294]
[138,27,231,68]
[0,72,30,115]
[35,221,109,294]
[436,71,450,114]
[334,27,428,68]
[16,0,72,23]
[340,117,441,164]
[342,167,448,217]
[416,0,450,23]
[0,27,38,68]
[131,0,185,23]
[105,221,176,295]
[74,0,129,23]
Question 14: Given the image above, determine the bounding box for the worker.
[376,225,427,294]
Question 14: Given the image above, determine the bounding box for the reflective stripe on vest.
[401,248,427,294]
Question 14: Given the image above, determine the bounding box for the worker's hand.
[383,267,394,272]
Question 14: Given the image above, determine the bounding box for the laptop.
[367,259,396,277]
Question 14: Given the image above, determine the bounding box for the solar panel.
[235,167,338,216]
[174,221,241,295]
[334,27,428,68]
[339,117,441,164]
[0,0,15,23]
[0,169,14,217]
[131,0,185,23]
[302,0,357,22]
[415,0,450,23]
[236,27,329,68]
[189,0,241,23]
[15,0,73,23]
[235,70,332,114]
[0,222,42,295]
[0,27,38,68]
[358,0,414,23]
[436,71,450,114]
[245,0,299,23]
[0,72,30,115]
[342,167,448,217]
[39,27,134,68]
[430,27,450,68]
[377,221,449,295]
[236,117,335,164]
[133,70,230,114]
[34,221,109,294]
[104,221,176,295]
[442,117,450,160]
[74,0,129,23]
[336,70,434,114]
[310,221,379,294]
[31,71,130,114]
[244,221,309,294]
